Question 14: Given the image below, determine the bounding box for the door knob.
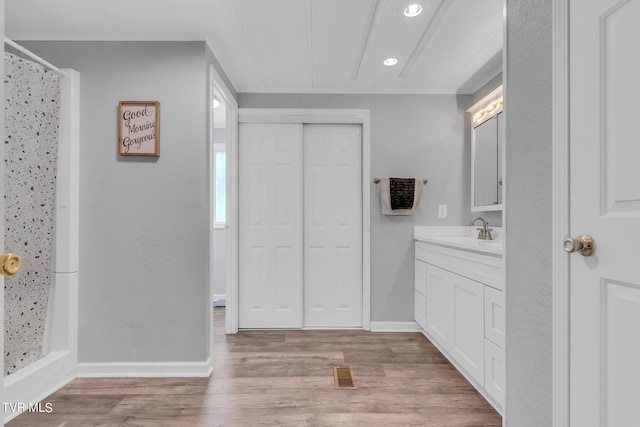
[0,253,21,275]
[563,234,595,256]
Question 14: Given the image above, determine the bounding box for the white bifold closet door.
[238,123,362,329]
[303,124,362,328]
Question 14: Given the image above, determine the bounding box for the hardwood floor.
[8,308,501,426]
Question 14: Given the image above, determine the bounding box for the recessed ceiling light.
[404,3,423,17]
[212,97,221,109]
[383,57,398,66]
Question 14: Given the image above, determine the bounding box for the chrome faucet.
[469,217,493,240]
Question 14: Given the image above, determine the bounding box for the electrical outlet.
[438,205,448,219]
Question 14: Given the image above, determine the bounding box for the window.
[213,143,226,227]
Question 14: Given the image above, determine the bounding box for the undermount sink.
[413,226,504,255]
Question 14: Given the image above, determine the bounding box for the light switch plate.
[438,205,447,219]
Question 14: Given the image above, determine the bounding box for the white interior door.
[238,123,303,328]
[569,1,640,425]
[303,124,362,328]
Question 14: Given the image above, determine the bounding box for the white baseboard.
[77,357,213,378]
[370,321,421,332]
[3,351,76,423]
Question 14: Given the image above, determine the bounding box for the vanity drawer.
[484,286,505,349]
[415,241,504,291]
[484,339,505,408]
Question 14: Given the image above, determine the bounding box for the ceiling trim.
[238,88,474,95]
[306,0,314,89]
[399,0,455,79]
[351,0,384,81]
[232,0,269,89]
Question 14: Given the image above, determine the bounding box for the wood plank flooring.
[8,308,501,426]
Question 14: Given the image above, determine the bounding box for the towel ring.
[373,178,428,184]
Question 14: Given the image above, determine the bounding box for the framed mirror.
[468,86,503,211]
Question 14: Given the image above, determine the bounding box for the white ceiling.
[6,0,504,94]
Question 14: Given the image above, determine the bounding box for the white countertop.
[414,226,504,256]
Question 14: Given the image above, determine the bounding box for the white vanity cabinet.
[414,232,505,413]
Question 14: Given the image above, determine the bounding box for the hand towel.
[380,177,424,215]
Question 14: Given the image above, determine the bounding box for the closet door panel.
[239,123,303,328]
[304,124,362,327]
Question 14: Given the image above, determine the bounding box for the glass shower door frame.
[2,68,80,424]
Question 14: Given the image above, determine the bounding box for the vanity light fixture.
[383,57,398,66]
[404,3,423,17]
[212,97,221,109]
[472,97,503,124]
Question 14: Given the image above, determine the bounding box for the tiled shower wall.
[4,52,60,375]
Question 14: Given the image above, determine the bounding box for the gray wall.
[22,41,212,363]
[505,1,553,426]
[239,93,471,321]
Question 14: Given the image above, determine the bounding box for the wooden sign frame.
[118,101,160,156]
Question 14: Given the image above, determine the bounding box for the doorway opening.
[207,62,238,362]
[211,87,227,310]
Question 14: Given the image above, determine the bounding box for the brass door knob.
[0,253,21,275]
[563,234,595,256]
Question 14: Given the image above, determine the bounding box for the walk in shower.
[3,39,79,423]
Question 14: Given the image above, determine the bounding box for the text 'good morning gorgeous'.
[121,105,156,153]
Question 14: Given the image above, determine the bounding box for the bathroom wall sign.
[118,101,160,156]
